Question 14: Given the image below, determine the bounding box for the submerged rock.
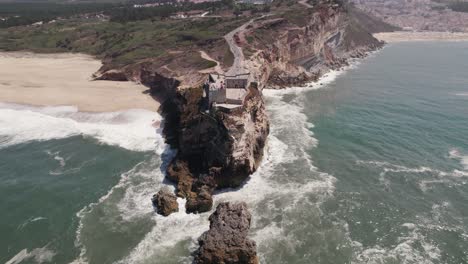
[152,188,179,216]
[194,202,258,264]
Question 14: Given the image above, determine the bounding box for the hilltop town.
[351,0,468,32]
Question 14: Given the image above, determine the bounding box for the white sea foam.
[45,150,67,167]
[5,246,56,264]
[357,160,468,181]
[0,103,162,152]
[17,216,47,230]
[449,148,468,170]
[353,224,441,264]
[358,159,468,192]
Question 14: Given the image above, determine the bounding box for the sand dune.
[0,52,158,112]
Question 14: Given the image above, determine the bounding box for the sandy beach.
[374,31,468,43]
[0,52,158,112]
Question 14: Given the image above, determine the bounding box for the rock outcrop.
[161,84,269,213]
[152,188,179,216]
[194,202,258,264]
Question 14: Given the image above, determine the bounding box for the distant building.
[205,73,250,107]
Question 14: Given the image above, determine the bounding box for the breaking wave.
[449,148,468,170]
[352,223,441,264]
[0,103,162,152]
[5,246,56,264]
[356,159,468,192]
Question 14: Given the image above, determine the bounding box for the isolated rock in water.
[194,202,258,264]
[152,188,179,216]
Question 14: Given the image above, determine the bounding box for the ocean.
[1,41,468,263]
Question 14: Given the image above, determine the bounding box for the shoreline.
[0,52,159,112]
[374,31,468,43]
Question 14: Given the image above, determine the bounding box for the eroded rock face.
[152,188,179,216]
[240,0,391,89]
[161,85,269,214]
[194,202,258,264]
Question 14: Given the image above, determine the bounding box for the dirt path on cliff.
[224,15,270,76]
[198,51,224,74]
[224,20,250,76]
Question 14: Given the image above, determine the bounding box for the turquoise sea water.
[1,42,468,263]
[260,41,468,263]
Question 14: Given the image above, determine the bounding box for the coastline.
[374,31,468,42]
[0,52,159,112]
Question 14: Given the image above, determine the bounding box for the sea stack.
[152,188,179,216]
[194,202,258,264]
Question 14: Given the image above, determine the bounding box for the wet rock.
[186,187,213,214]
[152,188,179,216]
[167,159,194,198]
[186,176,216,213]
[194,202,258,264]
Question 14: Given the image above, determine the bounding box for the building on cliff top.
[205,73,249,109]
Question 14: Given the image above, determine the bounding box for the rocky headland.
[95,0,394,260]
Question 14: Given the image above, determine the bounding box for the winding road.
[224,19,253,76]
[224,15,272,77]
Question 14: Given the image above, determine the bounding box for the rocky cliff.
[160,83,269,213]
[239,0,394,88]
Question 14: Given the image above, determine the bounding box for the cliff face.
[160,84,269,213]
[241,1,392,88]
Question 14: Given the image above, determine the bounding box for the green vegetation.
[0,0,242,27]
[0,0,267,71]
[0,16,246,66]
[0,2,117,28]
